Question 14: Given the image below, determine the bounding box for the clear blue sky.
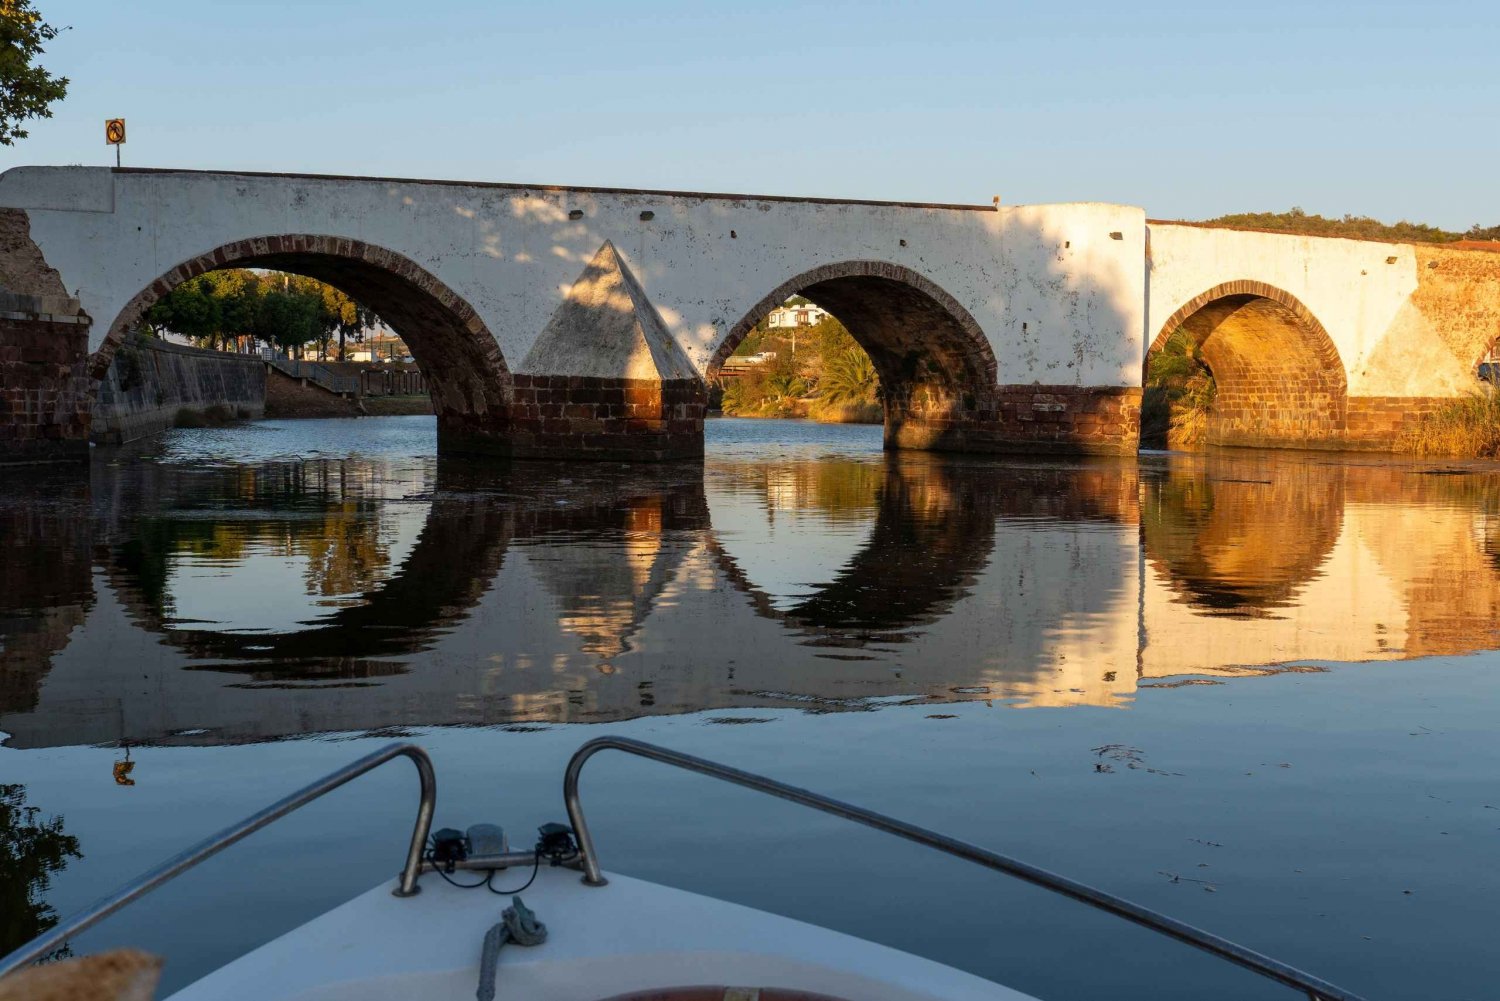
[4,0,1497,228]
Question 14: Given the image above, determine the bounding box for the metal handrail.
[562,736,1366,1001]
[0,742,436,979]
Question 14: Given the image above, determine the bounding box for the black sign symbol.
[105,119,126,145]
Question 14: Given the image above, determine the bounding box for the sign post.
[105,119,126,167]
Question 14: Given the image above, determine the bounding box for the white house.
[766,301,829,329]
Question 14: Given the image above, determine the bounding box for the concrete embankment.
[264,362,431,418]
[92,337,264,444]
[92,341,434,440]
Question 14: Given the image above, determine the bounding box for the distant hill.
[1176,208,1500,245]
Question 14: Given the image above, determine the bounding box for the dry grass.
[1398,390,1500,457]
[810,399,883,424]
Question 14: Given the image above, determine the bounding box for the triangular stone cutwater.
[520,241,697,382]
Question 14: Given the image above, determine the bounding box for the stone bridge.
[1,166,1496,463]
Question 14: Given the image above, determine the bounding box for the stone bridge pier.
[0,166,1495,464]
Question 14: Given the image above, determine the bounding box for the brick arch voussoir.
[1145,280,1346,393]
[91,235,508,384]
[708,260,998,387]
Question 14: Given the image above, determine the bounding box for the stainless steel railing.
[562,736,1366,1001]
[0,742,436,979]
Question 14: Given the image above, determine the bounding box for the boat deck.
[165,864,1035,1001]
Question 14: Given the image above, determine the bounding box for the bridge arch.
[710,261,998,449]
[1145,280,1347,449]
[94,235,512,439]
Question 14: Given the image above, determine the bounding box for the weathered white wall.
[0,167,1147,387]
[1147,224,1421,392]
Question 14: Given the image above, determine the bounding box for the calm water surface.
[3,415,1499,1000]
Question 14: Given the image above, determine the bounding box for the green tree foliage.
[820,348,878,405]
[254,288,321,355]
[0,1,67,146]
[143,270,380,359]
[1197,207,1500,245]
[815,315,859,359]
[721,303,881,420]
[765,366,808,402]
[0,783,81,958]
[146,281,222,348]
[1142,327,1216,447]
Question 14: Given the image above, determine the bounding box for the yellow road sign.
[105,119,126,145]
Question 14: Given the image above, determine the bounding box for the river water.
[3,415,1498,1000]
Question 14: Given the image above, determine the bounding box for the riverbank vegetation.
[142,269,379,361]
[1140,327,1215,448]
[719,306,882,423]
[1195,207,1500,244]
[1399,391,1500,458]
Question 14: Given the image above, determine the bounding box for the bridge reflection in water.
[3,446,1500,748]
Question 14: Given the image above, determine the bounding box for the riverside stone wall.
[92,336,264,444]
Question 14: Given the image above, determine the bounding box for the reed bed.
[1398,390,1500,458]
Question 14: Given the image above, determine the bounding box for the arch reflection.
[1138,456,1500,678]
[712,455,1143,648]
[711,457,992,646]
[102,459,510,678]
[1142,452,1344,618]
[7,439,1500,748]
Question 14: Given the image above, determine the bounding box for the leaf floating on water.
[1092,744,1182,776]
[1159,870,1218,891]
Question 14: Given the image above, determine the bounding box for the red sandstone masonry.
[440,374,706,461]
[0,313,92,463]
[889,384,1142,455]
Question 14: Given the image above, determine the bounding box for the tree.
[203,269,263,349]
[821,348,878,405]
[143,279,223,348]
[1142,327,1216,447]
[1199,207,1463,244]
[813,315,859,362]
[1198,209,1500,246]
[255,288,321,358]
[290,276,375,361]
[140,270,381,359]
[0,1,68,146]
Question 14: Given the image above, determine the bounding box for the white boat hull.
[165,865,1037,1001]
